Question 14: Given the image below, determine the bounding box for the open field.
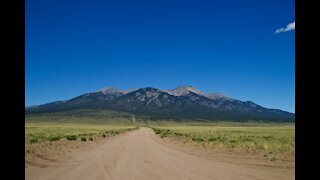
[151,124,294,158]
[25,109,135,123]
[25,127,294,180]
[25,121,294,180]
[25,122,138,143]
[25,123,139,170]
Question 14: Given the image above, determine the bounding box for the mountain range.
[25,86,294,122]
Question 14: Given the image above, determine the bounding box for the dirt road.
[26,127,294,180]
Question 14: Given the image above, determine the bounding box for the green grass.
[25,122,138,144]
[25,112,294,156]
[151,124,294,155]
[25,109,135,123]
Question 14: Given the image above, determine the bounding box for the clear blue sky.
[26,0,295,113]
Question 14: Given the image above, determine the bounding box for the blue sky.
[26,0,295,113]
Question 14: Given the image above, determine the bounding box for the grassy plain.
[151,123,294,156]
[25,122,138,144]
[25,110,294,160]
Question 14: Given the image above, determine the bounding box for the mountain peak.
[120,88,138,94]
[26,85,294,121]
[97,87,119,95]
[165,85,206,96]
[98,87,138,95]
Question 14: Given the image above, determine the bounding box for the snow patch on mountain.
[120,88,138,95]
[165,85,207,97]
[97,87,119,95]
[98,87,137,95]
[206,93,236,101]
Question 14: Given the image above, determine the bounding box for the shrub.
[102,134,106,137]
[29,138,38,144]
[81,137,87,141]
[112,131,119,135]
[160,130,171,138]
[208,137,217,142]
[160,134,167,138]
[66,135,77,141]
[89,137,94,141]
[192,137,204,142]
[153,128,162,134]
[49,136,61,141]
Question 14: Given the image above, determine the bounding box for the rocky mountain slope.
[26,86,294,122]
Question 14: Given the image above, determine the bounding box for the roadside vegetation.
[25,123,138,144]
[25,112,294,161]
[151,123,294,156]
